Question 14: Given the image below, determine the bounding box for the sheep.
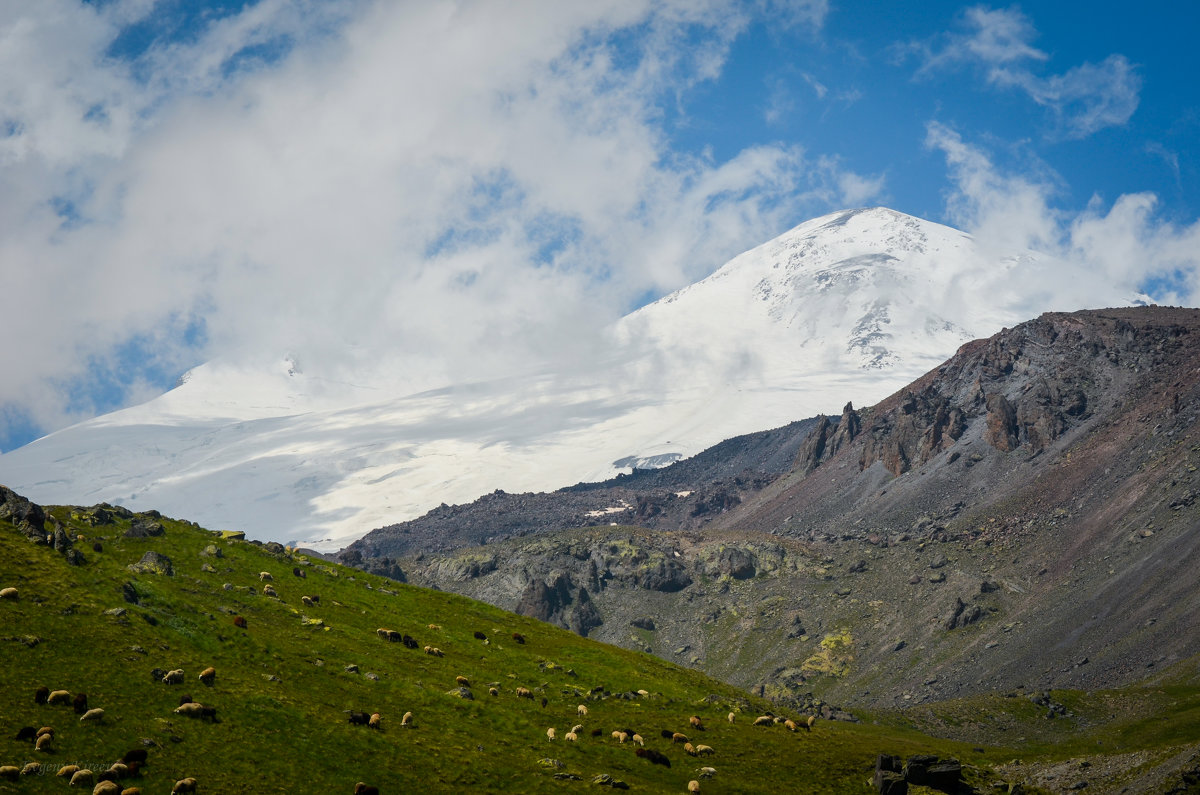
[57,765,80,778]
[120,749,148,766]
[94,781,121,795]
[301,596,314,607]
[74,692,89,713]
[292,567,305,578]
[634,748,671,767]
[806,715,816,730]
[0,586,18,599]
[346,710,370,725]
[695,744,714,757]
[174,702,205,718]
[631,733,645,746]
[591,728,603,737]
[565,731,578,742]
[37,726,54,738]
[637,689,649,697]
[753,715,773,726]
[402,635,418,649]
[93,542,103,552]
[429,624,442,630]
[541,697,548,708]
[259,572,273,581]
[612,730,628,743]
[198,667,216,686]
[423,645,443,657]
[106,763,130,779]
[354,784,380,795]
[511,632,526,644]
[262,584,277,598]
[0,766,18,781]
[162,669,185,685]
[36,732,54,750]
[47,689,72,705]
[368,713,382,730]
[69,768,95,786]
[784,719,798,732]
[171,778,197,794]
[455,676,470,687]
[684,742,696,757]
[660,729,675,739]
[727,712,735,723]
[80,708,106,723]
[515,687,533,700]
[689,715,704,731]
[179,694,195,706]
[376,628,398,641]
[120,789,142,795]
[472,630,486,640]
[15,725,36,741]
[21,762,42,776]
[546,727,556,741]
[571,724,584,734]
[697,766,716,779]
[688,780,701,793]
[35,685,50,704]
[488,687,499,697]
[577,704,589,717]
[232,615,247,629]
[401,711,413,727]
[672,732,689,744]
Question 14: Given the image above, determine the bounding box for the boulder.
[124,520,165,539]
[128,551,174,576]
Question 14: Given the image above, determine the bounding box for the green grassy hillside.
[0,502,1004,794]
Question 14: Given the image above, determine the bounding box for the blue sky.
[1,0,1198,452]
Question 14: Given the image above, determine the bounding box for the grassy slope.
[1,507,998,795]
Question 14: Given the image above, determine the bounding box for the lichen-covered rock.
[128,551,174,576]
[124,519,165,538]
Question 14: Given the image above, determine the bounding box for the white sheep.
[752,715,773,726]
[695,744,714,757]
[259,572,273,581]
[807,715,817,730]
[79,708,105,723]
[0,587,18,599]
[368,713,382,730]
[56,765,80,778]
[172,777,198,794]
[631,733,645,746]
[571,724,584,734]
[36,732,53,750]
[69,768,95,786]
[727,712,735,723]
[47,689,72,705]
[93,780,121,795]
[577,704,588,717]
[401,711,413,727]
[697,766,716,779]
[162,669,185,685]
[20,762,41,776]
[546,727,556,741]
[565,731,578,742]
[688,780,701,793]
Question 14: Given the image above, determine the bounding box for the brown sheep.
[0,586,18,599]
[689,715,704,730]
[198,667,216,686]
[688,780,701,793]
[511,632,526,644]
[171,778,197,794]
[74,692,89,713]
[672,732,689,744]
[47,689,72,705]
[69,768,95,786]
[232,615,247,629]
[401,711,413,727]
[120,750,148,766]
[784,719,798,732]
[0,766,18,781]
[36,732,53,751]
[368,713,382,730]
[806,714,816,730]
[684,742,697,756]
[35,685,50,704]
[515,687,533,699]
[80,708,105,723]
[57,765,80,778]
[94,780,121,795]
[455,676,469,687]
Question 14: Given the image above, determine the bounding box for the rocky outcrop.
[0,486,46,542]
[128,551,174,576]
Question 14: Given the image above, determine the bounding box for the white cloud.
[908,5,1140,138]
[0,0,859,445]
[927,122,1200,310]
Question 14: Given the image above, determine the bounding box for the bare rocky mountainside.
[340,307,1200,714]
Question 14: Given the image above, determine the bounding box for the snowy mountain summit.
[0,208,1135,550]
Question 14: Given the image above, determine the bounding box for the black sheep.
[635,747,671,768]
[121,749,149,766]
[15,726,36,742]
[511,632,526,644]
[346,710,370,725]
[660,729,675,739]
[34,686,49,705]
[473,631,487,640]
[73,692,89,714]
[354,784,379,795]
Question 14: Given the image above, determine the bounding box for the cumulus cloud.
[927,122,1200,310]
[0,0,867,447]
[906,5,1140,138]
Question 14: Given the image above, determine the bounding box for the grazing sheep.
[0,766,18,781]
[546,728,556,741]
[80,708,106,723]
[292,567,305,578]
[94,780,121,795]
[695,745,714,757]
[262,584,277,598]
[21,762,42,776]
[784,719,798,732]
[368,713,382,730]
[259,572,273,581]
[660,730,675,739]
[346,711,370,725]
[37,726,54,738]
[121,788,142,795]
[162,669,185,685]
[36,732,53,750]
[571,724,584,734]
[301,596,314,607]
[232,615,247,629]
[74,693,89,713]
[401,711,413,727]
[637,689,649,697]
[635,748,671,767]
[806,715,816,730]
[35,685,50,704]
[511,632,526,644]
[577,704,589,717]
[70,768,95,786]
[402,635,418,649]
[376,628,397,641]
[429,624,442,631]
[472,631,486,640]
[171,778,197,794]
[611,730,627,743]
[198,667,216,686]
[488,687,499,697]
[684,742,696,757]
[423,645,443,657]
[455,676,470,687]
[120,750,148,766]
[565,731,577,742]
[107,763,130,779]
[727,712,735,723]
[753,716,773,726]
[672,732,689,744]
[354,784,379,795]
[15,725,36,741]
[697,766,716,779]
[632,733,645,746]
[515,687,533,700]
[689,715,704,730]
[688,780,701,793]
[174,702,205,718]
[57,765,80,778]
[0,586,18,599]
[48,689,72,705]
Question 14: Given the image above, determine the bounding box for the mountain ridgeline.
[341,307,1200,717]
